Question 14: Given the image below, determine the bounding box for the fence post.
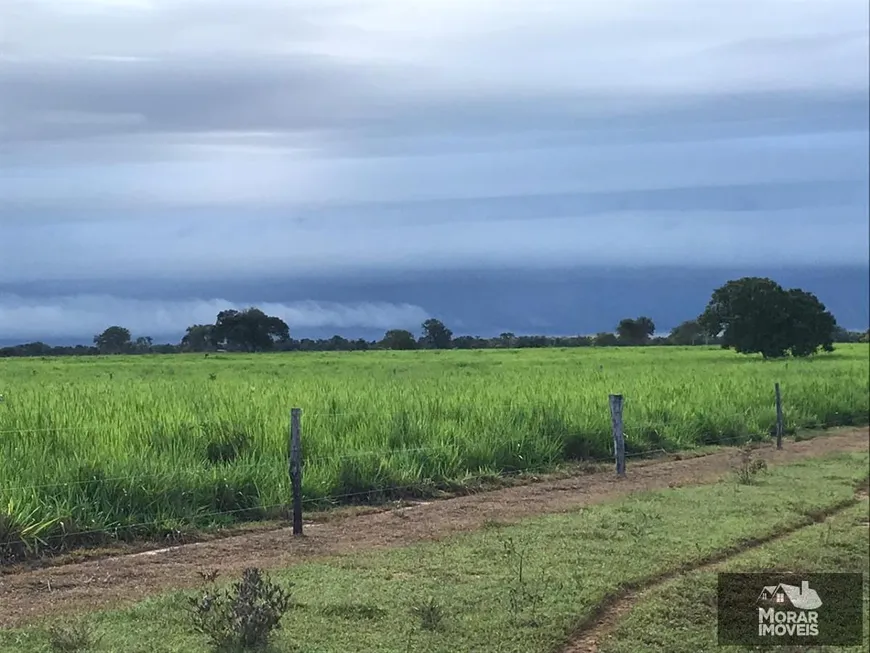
[609,394,626,477]
[774,383,783,450]
[289,408,303,536]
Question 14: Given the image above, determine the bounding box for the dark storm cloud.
[1,0,868,342]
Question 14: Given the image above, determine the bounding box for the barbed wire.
[0,407,791,436]
[0,454,664,550]
[0,501,292,552]
[0,443,460,493]
[0,428,782,496]
[297,409,777,420]
[0,429,813,553]
[0,426,116,435]
[0,433,790,551]
[0,410,784,438]
[0,429,781,498]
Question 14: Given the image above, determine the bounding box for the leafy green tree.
[453,335,477,349]
[593,332,618,347]
[832,326,864,343]
[420,318,453,349]
[616,316,655,345]
[93,326,132,354]
[181,324,217,352]
[668,319,705,346]
[698,277,836,359]
[134,336,153,353]
[323,335,352,351]
[380,329,416,350]
[213,308,290,352]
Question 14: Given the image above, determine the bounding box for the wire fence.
[0,432,780,553]
[0,421,775,495]
[0,384,810,554]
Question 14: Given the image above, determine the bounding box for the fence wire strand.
[0,408,782,436]
[0,428,777,496]
[0,428,788,552]
[0,389,808,553]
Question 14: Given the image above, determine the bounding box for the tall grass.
[0,345,867,556]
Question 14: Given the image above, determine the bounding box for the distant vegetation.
[2,277,866,358]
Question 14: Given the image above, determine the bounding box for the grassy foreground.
[599,499,870,653]
[1,345,867,554]
[1,451,867,653]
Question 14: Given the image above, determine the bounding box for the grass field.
[1,344,868,555]
[1,452,866,652]
[597,498,870,653]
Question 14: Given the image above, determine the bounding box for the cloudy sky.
[1,0,868,343]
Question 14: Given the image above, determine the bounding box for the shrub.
[188,567,293,651]
[47,621,99,653]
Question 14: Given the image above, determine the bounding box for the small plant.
[199,568,220,583]
[187,567,293,651]
[410,597,445,632]
[390,504,410,520]
[47,621,99,653]
[735,448,768,485]
[500,536,549,626]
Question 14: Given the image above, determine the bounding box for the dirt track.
[561,494,868,653]
[0,427,867,629]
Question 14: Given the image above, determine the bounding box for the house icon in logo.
[758,580,822,610]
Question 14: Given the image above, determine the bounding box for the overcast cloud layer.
[1,0,868,342]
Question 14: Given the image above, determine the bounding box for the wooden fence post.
[609,394,626,477]
[774,383,783,450]
[289,408,303,536]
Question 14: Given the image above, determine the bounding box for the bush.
[188,567,293,651]
[47,621,99,653]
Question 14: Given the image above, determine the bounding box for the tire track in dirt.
[560,492,868,653]
[0,427,867,629]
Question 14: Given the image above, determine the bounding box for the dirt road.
[0,427,867,628]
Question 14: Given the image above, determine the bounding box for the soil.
[0,427,867,629]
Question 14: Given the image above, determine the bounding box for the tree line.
[2,277,868,359]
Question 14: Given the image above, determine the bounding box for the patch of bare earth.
[0,428,866,629]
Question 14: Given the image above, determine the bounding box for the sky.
[1,0,868,343]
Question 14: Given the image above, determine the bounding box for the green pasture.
[0,344,867,554]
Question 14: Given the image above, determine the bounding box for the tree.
[832,326,864,343]
[181,324,217,352]
[668,319,705,346]
[380,329,416,350]
[453,336,478,349]
[783,288,837,357]
[94,326,132,354]
[212,308,290,352]
[420,318,453,349]
[616,316,656,345]
[134,336,153,353]
[593,332,618,347]
[325,335,351,351]
[698,277,837,359]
